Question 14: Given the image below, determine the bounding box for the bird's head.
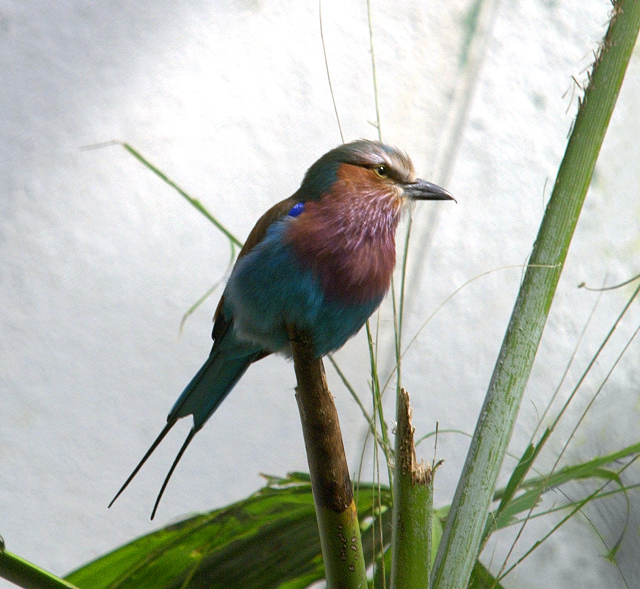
[299,140,455,206]
[285,140,454,303]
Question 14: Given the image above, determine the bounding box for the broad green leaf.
[468,561,505,589]
[487,441,640,534]
[66,474,391,589]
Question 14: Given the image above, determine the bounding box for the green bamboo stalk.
[287,327,368,589]
[431,3,640,587]
[390,389,435,589]
[0,548,80,589]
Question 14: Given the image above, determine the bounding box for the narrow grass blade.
[121,143,242,248]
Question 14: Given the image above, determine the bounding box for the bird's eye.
[373,165,389,178]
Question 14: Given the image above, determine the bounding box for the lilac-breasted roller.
[110,140,454,518]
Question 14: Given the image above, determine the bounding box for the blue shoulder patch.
[288,202,305,217]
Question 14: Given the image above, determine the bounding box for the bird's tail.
[168,343,261,431]
[109,342,261,519]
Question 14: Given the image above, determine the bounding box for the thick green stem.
[288,327,367,589]
[431,3,640,587]
[391,389,435,589]
[0,549,80,589]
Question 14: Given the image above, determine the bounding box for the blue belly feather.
[224,219,383,357]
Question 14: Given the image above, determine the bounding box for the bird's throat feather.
[285,165,402,304]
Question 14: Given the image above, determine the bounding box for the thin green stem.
[366,0,382,141]
[549,282,640,471]
[366,323,394,492]
[121,143,243,247]
[318,0,344,143]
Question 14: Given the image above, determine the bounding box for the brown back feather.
[211,192,304,344]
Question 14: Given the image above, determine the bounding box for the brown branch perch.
[287,325,367,589]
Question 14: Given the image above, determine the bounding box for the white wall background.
[1,1,639,587]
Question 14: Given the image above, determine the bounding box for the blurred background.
[1,0,639,587]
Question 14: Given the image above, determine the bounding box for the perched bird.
[110,140,454,518]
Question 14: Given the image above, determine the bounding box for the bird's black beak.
[405,178,456,202]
